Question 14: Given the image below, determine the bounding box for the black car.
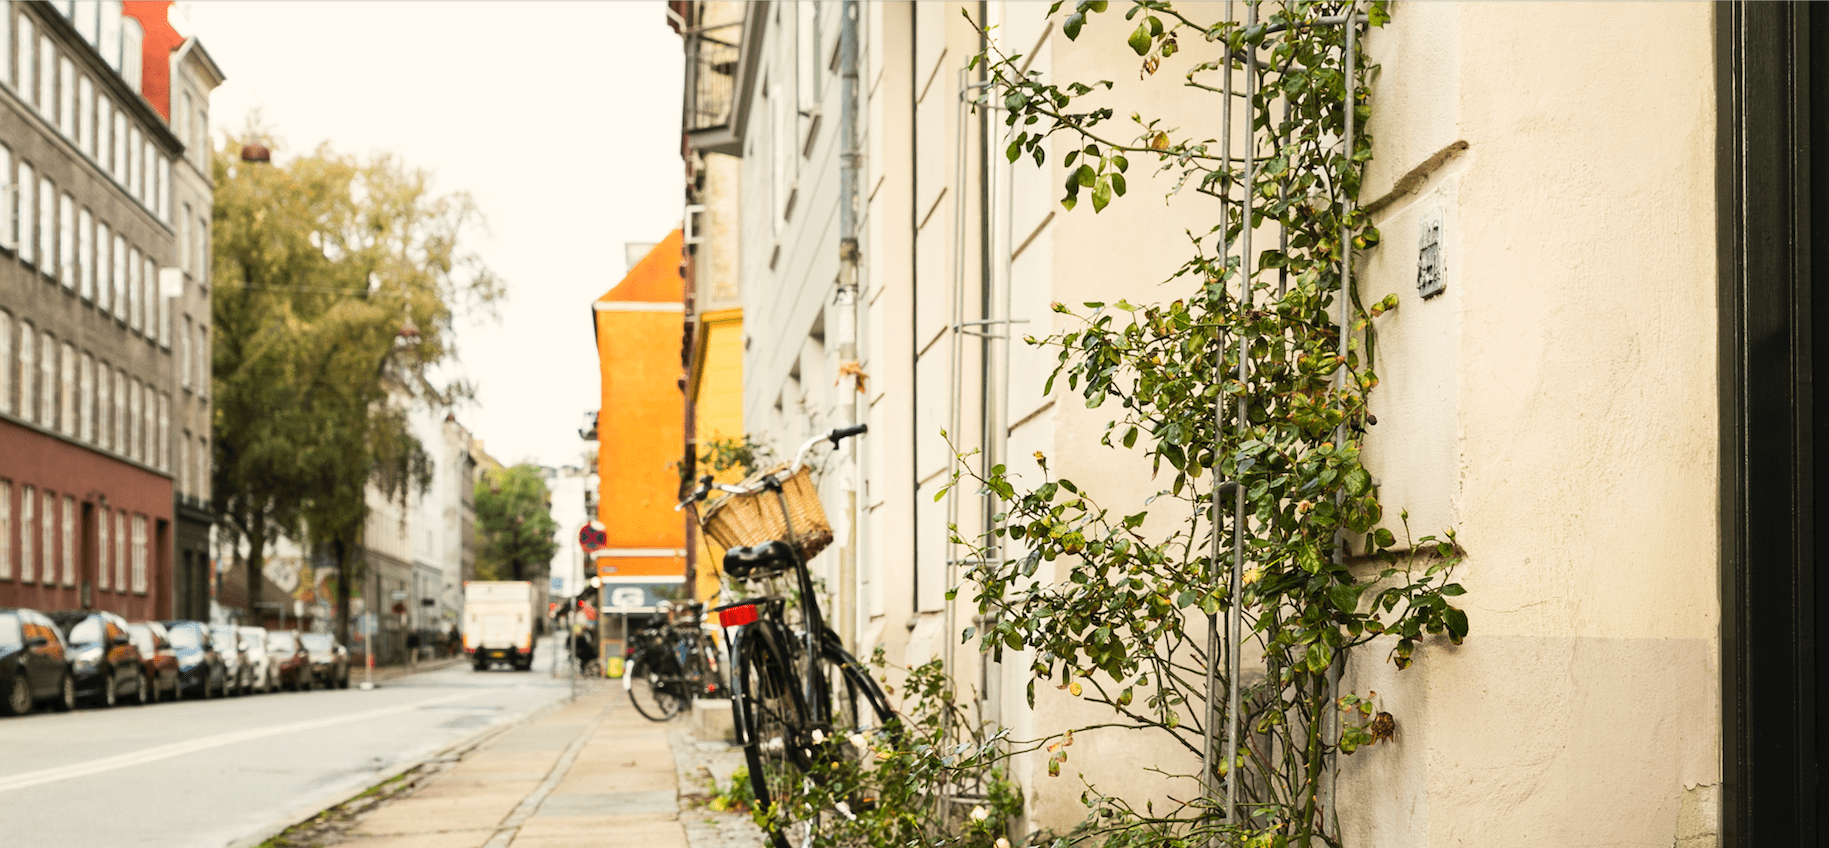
[160,621,226,699]
[50,610,150,708]
[126,621,180,703]
[0,608,74,715]
[300,633,350,689]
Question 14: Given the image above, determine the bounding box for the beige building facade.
[677,2,1829,844]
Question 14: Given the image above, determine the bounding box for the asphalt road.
[0,636,581,848]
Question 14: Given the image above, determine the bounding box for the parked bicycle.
[679,424,898,848]
[623,600,725,721]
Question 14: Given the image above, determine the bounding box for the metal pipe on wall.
[837,0,862,652]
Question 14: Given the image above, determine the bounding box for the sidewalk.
[325,687,763,848]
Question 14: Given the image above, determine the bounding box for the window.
[128,126,141,203]
[196,436,207,500]
[37,36,52,119]
[196,325,207,393]
[39,490,51,584]
[95,499,107,590]
[56,56,72,138]
[73,1,95,45]
[0,145,11,251]
[95,219,110,314]
[157,391,167,470]
[126,376,138,460]
[16,16,32,108]
[112,510,124,591]
[151,256,166,347]
[17,322,31,423]
[110,107,124,179]
[195,110,208,162]
[17,160,32,265]
[78,207,91,299]
[77,76,92,157]
[78,351,91,442]
[18,485,32,582]
[95,94,109,173]
[119,17,140,91]
[57,192,72,287]
[38,330,52,431]
[157,156,168,221]
[113,367,124,451]
[0,480,10,580]
[99,1,119,72]
[178,205,190,273]
[180,315,191,390]
[127,245,140,332]
[130,513,146,593]
[59,495,72,586]
[95,359,108,449]
[0,311,10,416]
[141,383,152,465]
[195,216,208,286]
[58,341,72,436]
[37,175,51,277]
[0,1,11,90]
[177,431,187,496]
[111,233,124,317]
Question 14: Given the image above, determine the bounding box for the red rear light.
[718,604,758,627]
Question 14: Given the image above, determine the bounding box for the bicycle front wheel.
[625,652,682,721]
[737,626,815,848]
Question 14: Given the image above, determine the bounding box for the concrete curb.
[225,663,583,848]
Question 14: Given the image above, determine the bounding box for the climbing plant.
[944,2,1468,847]
[753,3,1469,847]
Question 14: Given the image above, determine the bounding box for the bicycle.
[623,600,726,721]
[679,424,899,848]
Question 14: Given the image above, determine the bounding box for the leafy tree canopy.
[475,464,560,583]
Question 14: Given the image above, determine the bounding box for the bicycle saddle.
[723,540,797,580]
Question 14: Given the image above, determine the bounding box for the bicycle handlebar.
[675,424,870,509]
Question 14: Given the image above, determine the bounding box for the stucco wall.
[1342,3,1720,846]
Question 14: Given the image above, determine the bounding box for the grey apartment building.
[0,1,219,621]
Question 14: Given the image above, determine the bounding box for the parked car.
[0,608,74,715]
[237,626,276,693]
[50,611,149,707]
[209,625,252,696]
[266,630,313,691]
[161,621,226,699]
[300,633,350,689]
[126,621,180,703]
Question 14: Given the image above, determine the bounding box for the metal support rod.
[1225,2,1257,832]
[1205,3,1236,842]
[1322,7,1358,832]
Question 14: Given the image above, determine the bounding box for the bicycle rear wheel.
[625,652,683,721]
[737,626,815,848]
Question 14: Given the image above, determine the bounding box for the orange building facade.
[592,231,687,585]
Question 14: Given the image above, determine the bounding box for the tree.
[475,464,560,583]
[211,131,500,643]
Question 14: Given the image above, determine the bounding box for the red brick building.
[0,1,214,621]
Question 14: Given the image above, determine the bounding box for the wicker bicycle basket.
[699,464,833,561]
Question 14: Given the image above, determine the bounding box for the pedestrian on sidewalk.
[407,631,420,669]
[447,624,461,658]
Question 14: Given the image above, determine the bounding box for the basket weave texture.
[700,464,833,560]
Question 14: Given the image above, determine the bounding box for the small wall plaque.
[1417,212,1445,299]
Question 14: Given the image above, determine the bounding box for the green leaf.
[1076,164,1097,187]
[1062,12,1084,40]
[1439,583,1467,597]
[1443,607,1469,642]
[1328,583,1360,614]
[1007,138,1023,163]
[1374,527,1396,549]
[1111,173,1127,197]
[1345,466,1371,496]
[1127,24,1150,56]
[1091,177,1112,212]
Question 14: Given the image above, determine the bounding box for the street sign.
[549,576,564,594]
[578,523,607,553]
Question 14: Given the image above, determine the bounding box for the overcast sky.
[185,2,685,469]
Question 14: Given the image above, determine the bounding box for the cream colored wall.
[1343,3,1719,846]
[730,1,1721,843]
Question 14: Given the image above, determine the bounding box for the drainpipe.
[836,0,862,649]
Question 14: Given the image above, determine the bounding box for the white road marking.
[0,691,478,794]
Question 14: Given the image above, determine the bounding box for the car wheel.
[2,674,30,716]
[99,673,117,708]
[300,671,312,692]
[52,674,75,712]
[136,671,151,706]
[338,670,350,689]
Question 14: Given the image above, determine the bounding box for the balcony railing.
[685,23,741,134]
